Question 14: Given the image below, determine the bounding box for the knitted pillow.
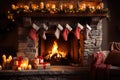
[105,50,120,66]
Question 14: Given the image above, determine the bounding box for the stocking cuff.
[86,24,92,30]
[32,23,40,31]
[57,24,63,31]
[66,24,72,31]
[77,23,84,29]
[43,23,48,30]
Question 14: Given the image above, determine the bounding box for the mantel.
[16,12,108,18]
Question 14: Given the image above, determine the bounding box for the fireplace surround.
[17,16,104,67]
[14,0,108,67]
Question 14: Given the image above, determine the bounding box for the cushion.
[105,50,120,66]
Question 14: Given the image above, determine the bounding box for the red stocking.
[62,24,72,41]
[32,23,40,31]
[85,24,92,40]
[74,23,84,40]
[29,28,37,41]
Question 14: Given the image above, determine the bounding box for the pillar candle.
[0,65,2,70]
[28,64,32,70]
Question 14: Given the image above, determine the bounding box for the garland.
[7,2,110,21]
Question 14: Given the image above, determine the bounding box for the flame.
[49,41,66,59]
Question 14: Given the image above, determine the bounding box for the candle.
[18,67,22,71]
[69,4,73,10]
[2,54,6,61]
[60,4,63,10]
[21,63,27,70]
[8,55,12,61]
[2,54,6,69]
[0,65,2,70]
[51,4,56,10]
[27,64,32,70]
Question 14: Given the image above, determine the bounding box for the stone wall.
[83,18,103,66]
[17,18,38,60]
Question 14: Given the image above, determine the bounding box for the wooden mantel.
[16,12,108,18]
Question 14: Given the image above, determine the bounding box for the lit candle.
[69,4,73,10]
[2,54,6,61]
[21,63,27,70]
[18,67,22,71]
[0,65,2,70]
[51,4,56,10]
[8,55,12,62]
[27,64,32,70]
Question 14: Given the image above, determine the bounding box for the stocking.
[85,24,92,40]
[32,23,40,31]
[54,24,63,39]
[62,24,72,41]
[39,30,47,40]
[74,23,84,40]
[29,28,37,41]
[38,23,48,40]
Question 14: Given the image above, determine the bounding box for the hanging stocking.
[29,28,37,41]
[29,23,40,41]
[38,23,48,40]
[85,24,92,40]
[32,23,40,31]
[62,24,72,41]
[74,23,84,40]
[54,24,63,39]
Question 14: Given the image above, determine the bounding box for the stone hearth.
[0,66,89,80]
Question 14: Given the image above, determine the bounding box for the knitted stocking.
[62,24,72,41]
[39,23,48,40]
[29,28,37,41]
[54,24,63,39]
[85,24,92,40]
[74,23,84,40]
[32,23,40,31]
[29,23,40,41]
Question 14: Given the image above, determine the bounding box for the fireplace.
[15,0,108,67]
[17,16,104,67]
[39,31,81,65]
[34,17,87,66]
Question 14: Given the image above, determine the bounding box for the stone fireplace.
[17,16,103,67]
[13,0,108,67]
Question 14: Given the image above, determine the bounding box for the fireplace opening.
[38,31,84,66]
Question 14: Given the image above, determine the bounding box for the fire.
[49,41,66,59]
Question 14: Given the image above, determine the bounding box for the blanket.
[91,52,111,80]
